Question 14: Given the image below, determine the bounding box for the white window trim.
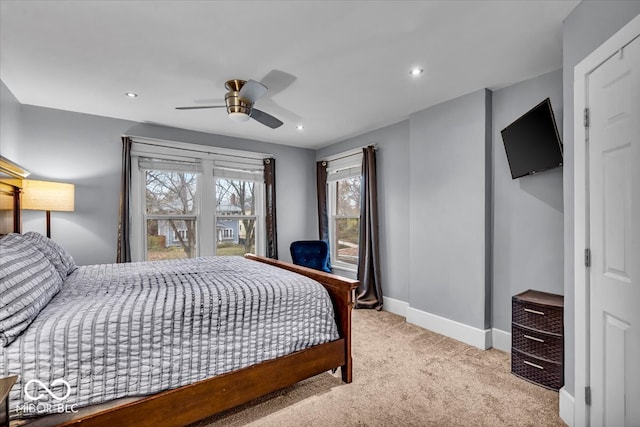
[130,137,269,261]
[213,175,265,256]
[325,151,362,272]
[129,136,272,162]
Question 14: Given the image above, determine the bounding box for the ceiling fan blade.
[238,80,267,103]
[175,105,226,110]
[260,70,297,97]
[250,109,283,129]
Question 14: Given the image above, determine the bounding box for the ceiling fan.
[175,79,284,129]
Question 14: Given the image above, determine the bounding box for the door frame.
[573,14,640,427]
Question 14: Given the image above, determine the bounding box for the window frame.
[141,166,202,261]
[325,152,362,273]
[213,175,264,257]
[129,138,270,262]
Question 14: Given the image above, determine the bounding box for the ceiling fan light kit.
[176,79,284,129]
[229,112,250,122]
[225,81,252,121]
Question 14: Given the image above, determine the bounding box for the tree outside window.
[215,178,257,256]
[333,176,361,265]
[145,170,198,260]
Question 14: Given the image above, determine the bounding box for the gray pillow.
[23,231,77,279]
[0,233,63,346]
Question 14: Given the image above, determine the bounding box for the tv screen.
[501,98,563,179]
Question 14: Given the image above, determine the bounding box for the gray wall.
[492,69,564,332]
[319,74,565,337]
[316,120,410,302]
[0,81,21,160]
[17,106,137,265]
[3,95,317,266]
[318,90,494,328]
[409,89,492,330]
[561,0,640,397]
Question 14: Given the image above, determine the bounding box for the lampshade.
[21,180,75,212]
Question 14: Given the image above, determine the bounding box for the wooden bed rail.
[60,340,347,427]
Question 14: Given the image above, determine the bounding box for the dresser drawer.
[511,349,563,390]
[512,298,563,334]
[512,324,563,363]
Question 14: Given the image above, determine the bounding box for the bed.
[0,161,358,427]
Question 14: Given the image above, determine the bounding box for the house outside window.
[326,153,362,270]
[214,177,260,256]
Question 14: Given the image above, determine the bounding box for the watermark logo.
[24,379,71,401]
[16,378,78,415]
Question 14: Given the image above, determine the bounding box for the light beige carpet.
[194,310,566,427]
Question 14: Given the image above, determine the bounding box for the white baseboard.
[381,300,502,351]
[406,306,491,350]
[382,296,409,317]
[491,328,511,353]
[559,386,575,427]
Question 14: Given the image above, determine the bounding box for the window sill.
[331,264,358,279]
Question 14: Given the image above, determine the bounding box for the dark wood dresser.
[511,289,564,390]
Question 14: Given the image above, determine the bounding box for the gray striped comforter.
[0,256,338,418]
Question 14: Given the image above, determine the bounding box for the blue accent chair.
[289,240,331,273]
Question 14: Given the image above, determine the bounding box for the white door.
[588,35,640,426]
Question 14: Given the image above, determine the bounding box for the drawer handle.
[523,360,544,370]
[524,308,545,316]
[523,334,545,343]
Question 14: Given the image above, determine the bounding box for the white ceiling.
[0,0,578,149]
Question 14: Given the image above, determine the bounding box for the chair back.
[289,240,331,273]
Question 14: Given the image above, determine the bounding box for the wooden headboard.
[0,180,21,235]
[0,156,30,236]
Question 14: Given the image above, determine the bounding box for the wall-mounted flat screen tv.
[501,98,563,179]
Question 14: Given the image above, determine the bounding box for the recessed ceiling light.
[125,92,138,98]
[296,125,304,131]
[409,67,424,76]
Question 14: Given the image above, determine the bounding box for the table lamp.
[21,179,75,238]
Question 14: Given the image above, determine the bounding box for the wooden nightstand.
[511,290,564,390]
[0,375,18,427]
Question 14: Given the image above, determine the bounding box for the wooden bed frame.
[0,156,25,236]
[0,179,21,236]
[0,161,359,427]
[58,256,358,427]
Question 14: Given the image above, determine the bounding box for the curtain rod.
[124,135,274,161]
[320,144,377,163]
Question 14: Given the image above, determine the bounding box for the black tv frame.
[500,98,563,179]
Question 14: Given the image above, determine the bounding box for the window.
[213,158,264,257]
[332,177,361,265]
[130,139,268,262]
[326,153,362,269]
[142,160,199,261]
[218,227,234,240]
[214,178,258,256]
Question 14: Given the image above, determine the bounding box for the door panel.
[588,36,639,426]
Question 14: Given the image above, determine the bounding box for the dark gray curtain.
[356,146,383,309]
[264,158,278,259]
[316,161,331,269]
[116,136,132,263]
